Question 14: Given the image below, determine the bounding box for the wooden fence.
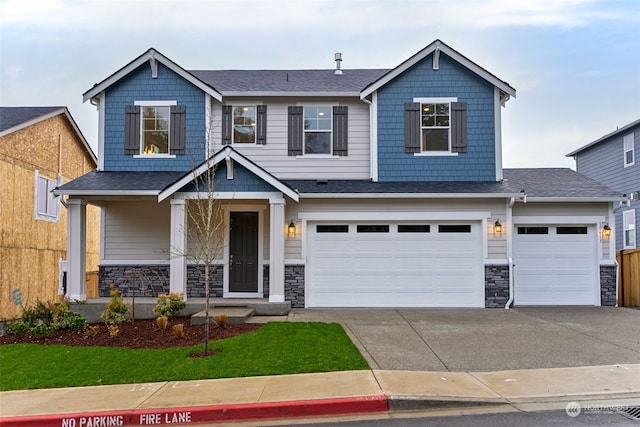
[617,248,640,307]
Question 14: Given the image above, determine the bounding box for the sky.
[1,0,639,169]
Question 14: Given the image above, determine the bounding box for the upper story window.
[233,106,256,144]
[421,102,450,151]
[304,106,332,154]
[287,105,348,157]
[124,101,186,156]
[35,170,59,222]
[623,133,635,167]
[222,105,267,146]
[405,98,467,155]
[142,106,170,154]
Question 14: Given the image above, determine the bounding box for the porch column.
[170,198,187,298]
[66,199,87,301]
[269,199,285,302]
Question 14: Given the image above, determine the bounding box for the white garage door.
[306,222,484,307]
[514,225,598,305]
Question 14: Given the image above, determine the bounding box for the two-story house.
[567,119,639,252]
[56,40,622,310]
[0,106,99,320]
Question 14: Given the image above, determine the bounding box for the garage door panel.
[307,221,483,308]
[514,224,597,306]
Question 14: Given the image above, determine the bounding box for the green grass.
[0,322,369,391]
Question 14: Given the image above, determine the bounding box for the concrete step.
[190,307,255,326]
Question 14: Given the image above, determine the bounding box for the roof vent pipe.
[334,53,343,75]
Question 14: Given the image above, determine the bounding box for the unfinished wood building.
[0,107,99,320]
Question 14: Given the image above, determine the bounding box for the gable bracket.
[149,52,158,79]
[433,41,441,70]
[226,156,234,180]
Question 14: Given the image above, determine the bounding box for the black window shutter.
[256,105,267,145]
[221,105,232,145]
[451,102,468,153]
[124,105,141,155]
[170,105,186,155]
[288,106,303,156]
[332,106,348,156]
[404,102,421,153]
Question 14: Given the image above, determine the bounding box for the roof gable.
[360,39,516,100]
[158,146,299,202]
[83,48,222,103]
[566,118,640,157]
[0,106,97,164]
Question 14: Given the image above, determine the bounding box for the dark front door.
[229,212,259,293]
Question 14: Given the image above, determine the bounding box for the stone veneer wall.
[600,265,617,306]
[285,265,305,308]
[485,265,510,308]
[186,265,223,298]
[99,265,170,297]
[100,264,272,298]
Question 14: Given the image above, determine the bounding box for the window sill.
[133,154,177,159]
[232,143,263,148]
[413,152,459,157]
[296,154,341,159]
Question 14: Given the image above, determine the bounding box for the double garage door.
[514,225,598,305]
[306,221,484,307]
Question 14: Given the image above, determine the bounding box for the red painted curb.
[0,395,388,427]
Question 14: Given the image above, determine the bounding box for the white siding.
[285,198,507,261]
[210,98,371,180]
[103,200,171,261]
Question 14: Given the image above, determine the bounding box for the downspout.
[505,197,515,309]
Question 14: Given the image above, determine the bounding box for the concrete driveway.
[287,307,640,372]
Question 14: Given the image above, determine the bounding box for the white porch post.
[66,199,87,301]
[269,199,285,302]
[170,198,187,298]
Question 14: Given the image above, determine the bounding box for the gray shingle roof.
[57,168,621,201]
[0,106,64,133]
[55,171,185,193]
[189,69,389,94]
[285,169,621,199]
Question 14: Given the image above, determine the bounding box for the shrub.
[21,300,53,327]
[5,321,31,336]
[101,285,130,326]
[153,293,186,318]
[213,314,228,329]
[51,299,87,330]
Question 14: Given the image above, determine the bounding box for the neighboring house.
[0,107,100,319]
[567,119,639,252]
[56,40,623,309]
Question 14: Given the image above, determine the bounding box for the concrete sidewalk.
[2,364,639,426]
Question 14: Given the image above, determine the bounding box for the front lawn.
[0,322,369,391]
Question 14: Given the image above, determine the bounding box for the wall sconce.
[287,221,296,238]
[602,224,611,239]
[494,219,502,234]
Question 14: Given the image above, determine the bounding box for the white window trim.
[230,104,258,145]
[623,209,636,249]
[134,100,177,156]
[297,103,334,156]
[34,170,61,222]
[623,133,635,168]
[413,97,457,155]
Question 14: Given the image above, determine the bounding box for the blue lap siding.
[103,62,206,171]
[377,53,497,182]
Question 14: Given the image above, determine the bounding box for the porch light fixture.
[602,224,611,239]
[288,221,296,238]
[494,219,502,234]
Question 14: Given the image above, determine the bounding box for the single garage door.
[514,225,598,305]
[306,222,484,307]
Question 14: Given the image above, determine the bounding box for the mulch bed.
[0,317,262,350]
